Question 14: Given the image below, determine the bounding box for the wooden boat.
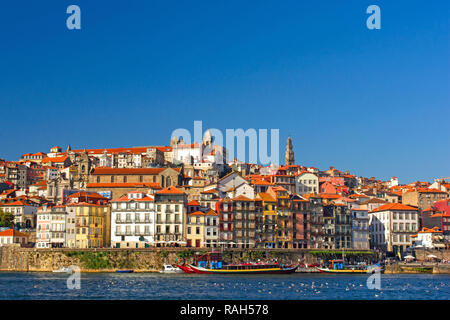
[176,264,196,274]
[317,260,384,274]
[317,267,367,274]
[188,263,298,274]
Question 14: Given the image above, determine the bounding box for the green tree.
[0,209,14,228]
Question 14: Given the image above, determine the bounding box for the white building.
[204,209,219,248]
[217,172,248,198]
[351,208,370,250]
[171,130,227,172]
[411,227,444,249]
[388,176,399,188]
[46,167,59,180]
[0,229,29,247]
[295,172,319,195]
[154,186,187,246]
[224,182,255,199]
[111,191,156,248]
[36,204,67,248]
[99,151,112,167]
[369,203,419,252]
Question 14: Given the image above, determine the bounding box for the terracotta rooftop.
[370,203,418,213]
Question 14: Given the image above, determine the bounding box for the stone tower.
[285,136,295,166]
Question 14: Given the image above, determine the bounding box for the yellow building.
[186,211,205,248]
[268,186,292,248]
[256,192,277,248]
[71,203,107,248]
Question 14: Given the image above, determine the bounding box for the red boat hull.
[176,265,196,274]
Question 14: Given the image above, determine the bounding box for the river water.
[0,272,448,300]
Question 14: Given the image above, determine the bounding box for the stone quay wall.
[0,246,377,272]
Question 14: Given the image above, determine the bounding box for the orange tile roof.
[405,188,446,194]
[251,179,274,186]
[67,191,108,199]
[0,229,29,237]
[200,189,218,194]
[41,156,68,163]
[256,192,276,202]
[87,182,162,189]
[205,209,218,216]
[112,194,154,202]
[91,168,168,175]
[418,227,442,233]
[349,194,369,199]
[187,200,200,206]
[188,210,205,216]
[72,146,172,155]
[317,193,341,199]
[232,195,253,201]
[369,203,418,213]
[29,181,47,187]
[271,186,288,192]
[0,200,31,207]
[155,186,185,195]
[66,202,107,207]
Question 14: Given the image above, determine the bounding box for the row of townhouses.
[1,137,449,256]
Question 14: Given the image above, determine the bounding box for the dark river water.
[0,272,448,300]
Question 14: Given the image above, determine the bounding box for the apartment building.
[111,191,156,248]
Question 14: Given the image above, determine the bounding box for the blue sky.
[0,1,448,183]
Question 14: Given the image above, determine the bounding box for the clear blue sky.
[0,1,448,184]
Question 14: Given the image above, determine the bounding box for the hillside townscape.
[0,134,448,260]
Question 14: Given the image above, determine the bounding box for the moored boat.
[159,264,183,273]
[176,264,196,274]
[116,269,134,273]
[188,263,298,274]
[317,260,384,274]
[52,267,69,273]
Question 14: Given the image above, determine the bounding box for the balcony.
[75,223,88,227]
[116,231,134,236]
[135,219,152,224]
[135,231,152,236]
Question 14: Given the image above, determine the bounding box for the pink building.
[319,176,345,186]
